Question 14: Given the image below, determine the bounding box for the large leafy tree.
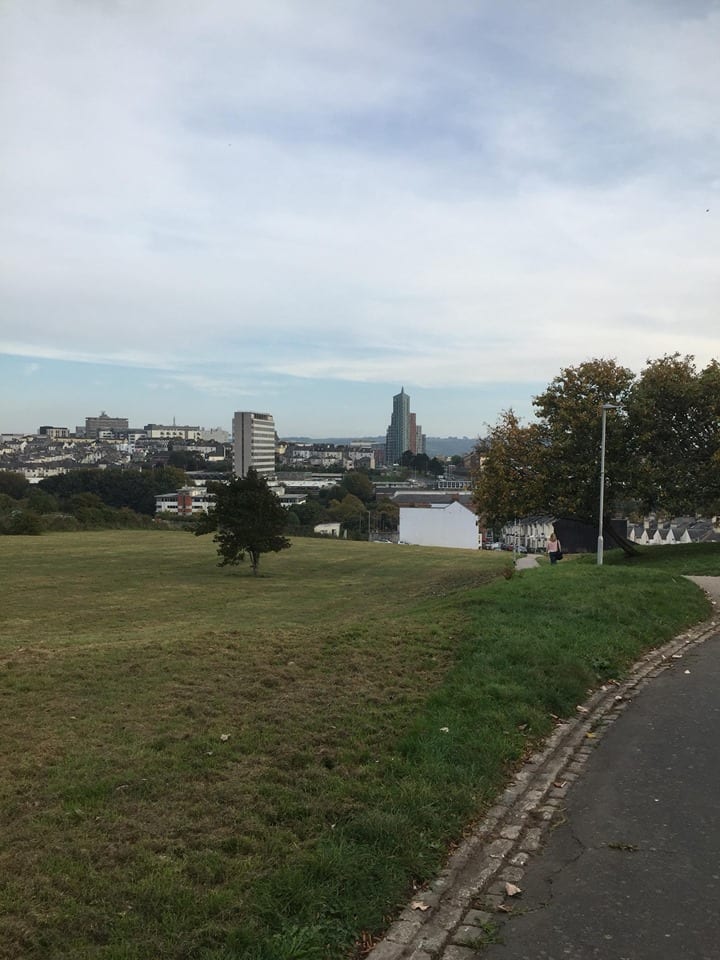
[626,354,720,516]
[340,471,374,503]
[473,360,634,528]
[473,355,720,529]
[0,472,30,500]
[532,358,634,522]
[374,497,399,531]
[327,493,367,530]
[472,410,548,529]
[196,469,291,575]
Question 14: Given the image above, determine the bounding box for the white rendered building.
[155,486,214,515]
[232,412,276,478]
[144,423,202,441]
[399,500,479,550]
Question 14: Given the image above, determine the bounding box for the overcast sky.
[1,0,718,437]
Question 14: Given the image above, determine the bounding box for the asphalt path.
[481,583,720,960]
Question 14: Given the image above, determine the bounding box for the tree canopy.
[339,471,374,503]
[327,493,367,526]
[196,469,291,575]
[472,411,548,529]
[399,451,445,476]
[473,354,720,528]
[39,466,188,515]
[626,355,720,516]
[532,358,634,521]
[0,472,30,500]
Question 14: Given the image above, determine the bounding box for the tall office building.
[385,388,425,465]
[408,413,418,454]
[232,412,276,478]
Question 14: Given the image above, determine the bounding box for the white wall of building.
[155,487,214,515]
[144,424,202,440]
[399,501,479,550]
[314,522,342,537]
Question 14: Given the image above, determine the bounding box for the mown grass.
[0,533,718,959]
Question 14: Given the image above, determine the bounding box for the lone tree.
[196,469,291,575]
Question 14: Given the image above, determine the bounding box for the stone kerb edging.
[368,613,720,960]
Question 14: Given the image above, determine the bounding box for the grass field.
[1,532,718,959]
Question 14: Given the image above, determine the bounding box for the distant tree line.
[473,354,720,529]
[0,466,187,535]
[399,451,447,476]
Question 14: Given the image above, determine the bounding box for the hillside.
[1,533,716,959]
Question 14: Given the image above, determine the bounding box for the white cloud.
[1,0,718,430]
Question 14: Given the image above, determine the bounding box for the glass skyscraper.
[385,388,424,465]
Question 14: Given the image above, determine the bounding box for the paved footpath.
[368,578,720,960]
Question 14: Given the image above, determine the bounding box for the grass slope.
[1,534,717,959]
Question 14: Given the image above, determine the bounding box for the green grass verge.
[0,533,717,959]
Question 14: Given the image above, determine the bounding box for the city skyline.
[2,2,718,437]
[0,374,514,441]
[1,391,474,445]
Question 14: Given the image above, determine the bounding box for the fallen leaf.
[586,732,596,739]
[553,780,567,789]
[439,726,449,733]
[576,705,589,714]
[410,901,431,911]
[505,882,522,897]
[497,903,512,913]
[220,733,230,741]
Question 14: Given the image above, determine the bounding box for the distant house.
[627,516,720,546]
[314,522,341,537]
[145,423,202,441]
[155,486,214,516]
[399,500,479,550]
[502,516,556,552]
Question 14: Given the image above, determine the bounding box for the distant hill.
[424,437,478,458]
[282,437,384,445]
[282,436,478,458]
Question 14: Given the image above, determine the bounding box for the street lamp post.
[597,403,619,566]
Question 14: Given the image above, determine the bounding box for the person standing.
[547,531,562,564]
